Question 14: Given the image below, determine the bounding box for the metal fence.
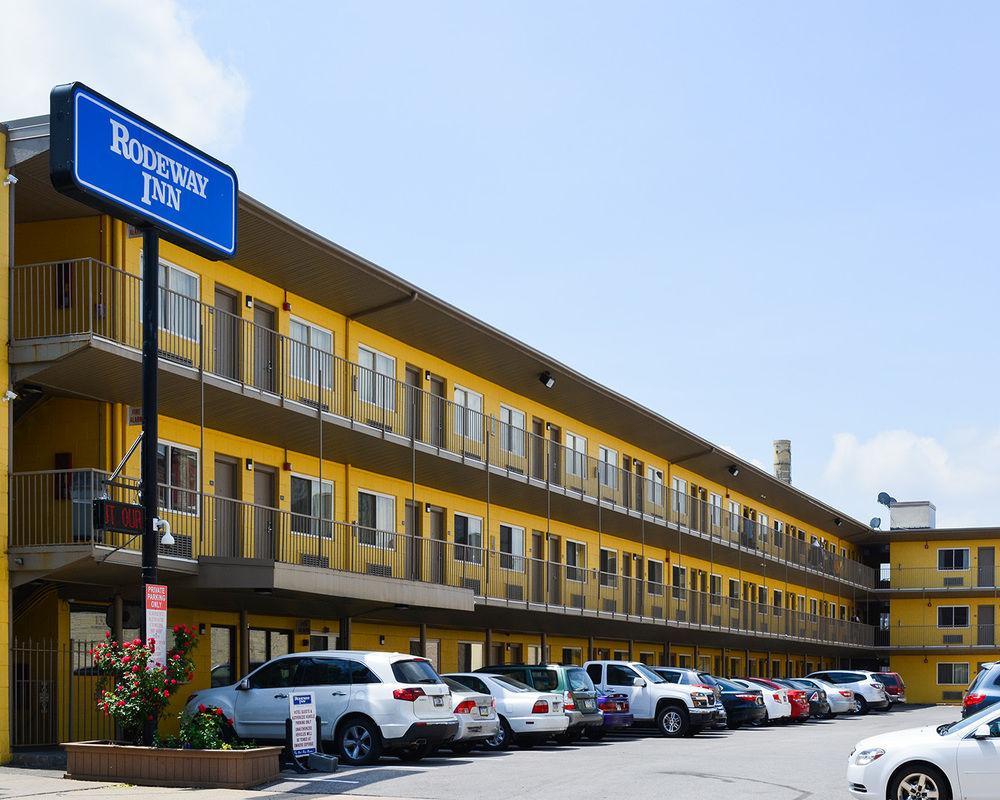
[879,566,999,591]
[874,624,998,649]
[11,259,878,590]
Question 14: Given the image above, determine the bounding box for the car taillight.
[840,690,853,698]
[532,699,550,714]
[563,691,575,710]
[773,693,781,702]
[393,687,426,702]
[734,694,757,701]
[964,692,985,707]
[454,699,476,714]
[491,698,496,708]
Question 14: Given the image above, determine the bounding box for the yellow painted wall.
[889,654,990,705]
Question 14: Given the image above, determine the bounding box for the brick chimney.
[773,439,791,484]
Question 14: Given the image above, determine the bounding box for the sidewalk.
[0,767,414,800]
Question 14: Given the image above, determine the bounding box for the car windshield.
[876,673,900,687]
[937,703,1000,736]
[492,675,532,692]
[443,676,473,693]
[566,667,595,692]
[715,678,744,692]
[391,659,442,684]
[633,664,666,684]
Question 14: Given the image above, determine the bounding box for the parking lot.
[0,705,957,800]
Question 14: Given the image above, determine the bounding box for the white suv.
[585,660,717,737]
[186,651,458,765]
[805,670,890,715]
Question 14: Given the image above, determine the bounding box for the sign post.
[145,584,168,667]
[50,82,237,745]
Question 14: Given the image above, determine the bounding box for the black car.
[713,677,767,729]
[777,678,831,719]
[963,661,1000,717]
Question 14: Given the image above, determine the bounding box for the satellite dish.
[870,517,882,529]
[877,492,892,506]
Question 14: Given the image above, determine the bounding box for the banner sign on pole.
[290,692,318,757]
[49,82,238,260]
[145,583,168,667]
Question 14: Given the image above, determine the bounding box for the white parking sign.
[290,692,317,757]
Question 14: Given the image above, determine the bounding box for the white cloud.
[1,0,247,153]
[821,428,1000,528]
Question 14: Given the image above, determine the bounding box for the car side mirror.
[973,724,992,740]
[633,677,646,687]
[237,678,250,690]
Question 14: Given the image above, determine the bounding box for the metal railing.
[874,624,998,649]
[879,566,1000,591]
[11,470,874,649]
[11,258,876,588]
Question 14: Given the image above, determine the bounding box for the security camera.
[2,174,18,186]
[2,389,18,402]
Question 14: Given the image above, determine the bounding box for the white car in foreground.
[445,672,567,750]
[847,704,1000,800]
[186,651,458,765]
[731,678,792,723]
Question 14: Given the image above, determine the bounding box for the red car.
[874,672,906,705]
[744,678,811,722]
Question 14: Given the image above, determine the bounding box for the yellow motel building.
[0,113,996,757]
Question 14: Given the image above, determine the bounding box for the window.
[391,659,440,684]
[647,559,664,595]
[938,606,970,628]
[809,598,818,616]
[606,664,639,687]
[358,345,396,410]
[499,523,524,571]
[499,405,526,457]
[840,605,847,620]
[773,520,784,548]
[709,493,722,526]
[938,548,971,571]
[598,446,618,488]
[157,259,199,340]
[565,432,587,477]
[647,467,664,505]
[758,513,769,544]
[156,441,198,513]
[297,658,351,686]
[672,565,687,600]
[728,500,740,533]
[289,318,333,388]
[773,589,783,615]
[710,574,722,605]
[757,586,767,607]
[454,386,484,443]
[728,578,740,605]
[357,489,395,548]
[566,540,586,582]
[672,478,686,514]
[454,513,483,564]
[600,547,617,587]
[249,658,298,689]
[937,663,970,685]
[586,664,603,684]
[291,474,333,536]
[349,661,381,684]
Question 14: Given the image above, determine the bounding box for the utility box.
[889,500,936,530]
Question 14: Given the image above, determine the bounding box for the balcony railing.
[11,470,874,649]
[879,566,1000,591]
[10,258,876,589]
[874,624,998,649]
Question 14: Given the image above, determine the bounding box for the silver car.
[794,677,855,716]
[441,676,498,753]
[805,670,889,714]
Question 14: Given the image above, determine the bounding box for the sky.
[4,1,999,528]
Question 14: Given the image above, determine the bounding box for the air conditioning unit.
[366,563,392,578]
[506,584,524,601]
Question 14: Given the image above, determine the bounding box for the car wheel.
[656,705,689,738]
[337,718,383,766]
[449,741,475,754]
[889,765,951,800]
[585,727,606,741]
[482,717,512,752]
[854,695,870,715]
[726,720,742,730]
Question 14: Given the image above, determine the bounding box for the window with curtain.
[647,560,664,595]
[499,523,524,571]
[157,261,199,340]
[499,405,526,457]
[291,475,333,536]
[358,346,396,410]
[357,490,395,548]
[597,446,618,489]
[156,442,198,513]
[453,387,484,443]
[289,319,333,388]
[564,432,587,477]
[599,548,617,587]
[566,540,586,582]
[454,513,483,564]
[647,467,664,505]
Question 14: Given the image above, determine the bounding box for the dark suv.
[963,662,1000,717]
[477,663,602,739]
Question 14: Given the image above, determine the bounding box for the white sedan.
[731,678,792,723]
[445,672,568,750]
[847,704,1000,800]
[440,676,498,753]
[793,677,855,716]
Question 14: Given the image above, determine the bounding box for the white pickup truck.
[584,660,718,737]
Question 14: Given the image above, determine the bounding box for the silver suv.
[805,669,889,715]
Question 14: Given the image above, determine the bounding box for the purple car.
[586,692,633,740]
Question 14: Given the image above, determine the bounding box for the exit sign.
[93,498,145,535]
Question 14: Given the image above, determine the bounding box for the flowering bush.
[91,624,197,743]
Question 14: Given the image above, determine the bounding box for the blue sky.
[6,1,999,526]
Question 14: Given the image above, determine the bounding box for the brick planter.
[63,741,283,789]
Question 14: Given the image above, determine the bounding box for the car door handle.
[330,691,346,697]
[273,693,288,699]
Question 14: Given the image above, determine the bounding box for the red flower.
[215,708,224,716]
[147,714,154,721]
[117,700,125,707]
[198,704,206,713]
[170,679,177,685]
[122,655,131,664]
[132,665,140,673]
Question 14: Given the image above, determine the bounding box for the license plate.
[478,706,489,717]
[433,696,444,707]
[581,700,594,711]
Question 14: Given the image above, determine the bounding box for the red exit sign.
[93,498,145,535]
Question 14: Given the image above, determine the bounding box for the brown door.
[428,375,445,447]
[404,366,423,441]
[622,454,632,509]
[213,287,240,380]
[404,500,422,580]
[979,605,995,646]
[978,547,995,588]
[622,553,633,615]
[548,425,562,486]
[428,506,445,584]
[632,459,644,512]
[213,457,240,557]
[633,554,644,615]
[531,530,545,602]
[548,534,562,605]
[253,466,276,559]
[252,303,278,393]
[530,418,545,480]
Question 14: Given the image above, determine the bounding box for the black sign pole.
[140,226,160,746]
